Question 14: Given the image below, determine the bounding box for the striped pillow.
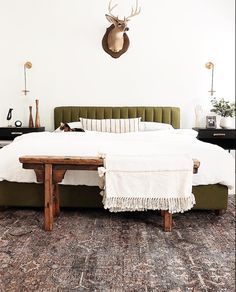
[80,118,141,133]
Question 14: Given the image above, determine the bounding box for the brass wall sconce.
[205,62,215,96]
[22,61,32,95]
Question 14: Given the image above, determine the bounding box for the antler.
[126,0,141,20]
[108,0,119,19]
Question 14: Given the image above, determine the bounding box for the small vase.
[28,106,34,128]
[220,117,232,129]
[194,105,203,127]
[35,99,40,128]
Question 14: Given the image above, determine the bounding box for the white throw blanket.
[98,154,195,214]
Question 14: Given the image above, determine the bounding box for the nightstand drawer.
[0,127,45,140]
[197,129,235,139]
[193,127,236,150]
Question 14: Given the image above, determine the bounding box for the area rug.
[0,196,235,292]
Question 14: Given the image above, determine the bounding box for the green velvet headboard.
[54,106,180,129]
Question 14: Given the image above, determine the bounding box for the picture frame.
[206,115,217,128]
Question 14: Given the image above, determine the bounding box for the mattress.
[0,130,234,191]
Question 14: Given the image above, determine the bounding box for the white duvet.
[0,130,234,192]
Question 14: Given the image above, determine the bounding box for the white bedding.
[0,130,234,192]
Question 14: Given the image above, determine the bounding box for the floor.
[0,196,235,292]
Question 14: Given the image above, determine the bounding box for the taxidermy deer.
[102,0,141,58]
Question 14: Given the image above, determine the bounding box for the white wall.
[0,0,235,130]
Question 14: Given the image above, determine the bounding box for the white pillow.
[67,121,83,129]
[139,122,173,131]
[80,117,141,133]
[54,121,83,132]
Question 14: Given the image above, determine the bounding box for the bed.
[0,106,233,214]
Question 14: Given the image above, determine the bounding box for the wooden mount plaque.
[102,25,130,59]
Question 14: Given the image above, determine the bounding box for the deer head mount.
[102,0,141,58]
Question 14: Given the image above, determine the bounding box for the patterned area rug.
[0,196,235,292]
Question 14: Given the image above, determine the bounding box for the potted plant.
[210,97,235,128]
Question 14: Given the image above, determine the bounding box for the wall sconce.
[205,62,215,96]
[22,61,32,95]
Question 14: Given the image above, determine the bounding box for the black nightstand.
[0,127,45,148]
[193,128,236,150]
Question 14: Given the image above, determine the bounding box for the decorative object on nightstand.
[6,108,13,127]
[22,61,32,95]
[205,62,215,96]
[35,99,40,128]
[206,116,216,129]
[194,105,204,127]
[15,120,22,127]
[210,97,235,129]
[28,106,34,128]
[220,117,233,129]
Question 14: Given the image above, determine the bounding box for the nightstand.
[193,128,236,150]
[0,127,45,148]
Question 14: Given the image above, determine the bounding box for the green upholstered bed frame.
[0,106,228,212]
[54,106,180,129]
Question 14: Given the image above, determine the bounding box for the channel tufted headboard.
[54,106,180,129]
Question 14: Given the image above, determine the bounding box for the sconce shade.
[24,62,32,69]
[205,62,214,70]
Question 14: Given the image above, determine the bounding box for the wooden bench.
[19,155,200,232]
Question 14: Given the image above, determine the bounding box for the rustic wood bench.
[19,155,200,232]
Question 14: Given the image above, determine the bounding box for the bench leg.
[163,210,172,232]
[44,164,54,231]
[215,209,226,216]
[53,183,60,217]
